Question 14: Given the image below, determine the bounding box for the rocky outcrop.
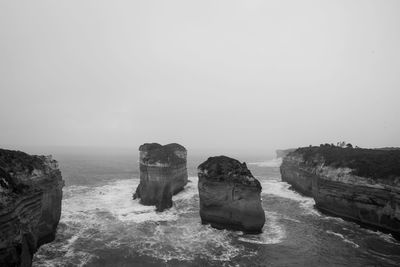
[198,156,265,234]
[280,147,400,238]
[133,143,188,212]
[0,149,64,266]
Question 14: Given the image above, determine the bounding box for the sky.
[1,0,399,155]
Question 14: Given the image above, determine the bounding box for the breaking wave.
[34,177,258,265]
[326,230,360,248]
[33,155,400,267]
[238,211,286,245]
[259,178,319,216]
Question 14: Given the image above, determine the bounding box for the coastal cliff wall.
[280,147,400,238]
[133,143,188,211]
[280,155,314,197]
[0,149,64,266]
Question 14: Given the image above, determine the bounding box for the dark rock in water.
[280,146,400,239]
[0,149,64,267]
[133,143,188,212]
[198,156,265,234]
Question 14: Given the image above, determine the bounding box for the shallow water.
[33,154,400,267]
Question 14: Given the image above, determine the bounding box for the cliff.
[0,149,64,266]
[280,154,314,197]
[133,143,188,211]
[198,156,265,234]
[280,146,400,238]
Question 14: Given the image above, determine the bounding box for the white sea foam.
[135,223,250,262]
[34,223,97,267]
[248,158,282,168]
[35,176,252,264]
[173,177,199,201]
[359,228,400,245]
[340,222,399,246]
[322,216,345,223]
[281,216,301,223]
[33,157,400,266]
[238,211,286,245]
[260,179,319,216]
[326,230,360,248]
[61,177,201,224]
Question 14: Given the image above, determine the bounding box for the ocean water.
[33,153,400,267]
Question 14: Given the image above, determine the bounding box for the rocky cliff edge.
[0,149,64,266]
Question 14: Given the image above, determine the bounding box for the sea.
[31,149,400,267]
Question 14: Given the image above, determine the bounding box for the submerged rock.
[0,149,64,266]
[280,146,400,239]
[198,156,265,234]
[133,143,188,211]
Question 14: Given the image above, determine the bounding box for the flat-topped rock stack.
[0,149,64,267]
[198,156,265,234]
[133,143,188,211]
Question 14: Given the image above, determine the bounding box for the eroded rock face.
[133,143,188,211]
[198,156,265,234]
[280,148,400,239]
[280,154,314,197]
[0,149,64,266]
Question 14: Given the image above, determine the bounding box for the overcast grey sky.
[1,0,399,154]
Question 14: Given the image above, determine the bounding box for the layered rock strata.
[280,147,400,238]
[133,143,188,212]
[0,149,64,266]
[198,156,265,233]
[280,154,314,197]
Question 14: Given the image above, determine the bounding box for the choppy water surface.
[34,154,400,266]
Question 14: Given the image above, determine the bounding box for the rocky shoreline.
[0,149,64,266]
[280,146,400,239]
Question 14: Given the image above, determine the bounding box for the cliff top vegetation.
[139,143,187,165]
[0,149,46,174]
[198,156,261,188]
[0,149,49,197]
[293,145,400,180]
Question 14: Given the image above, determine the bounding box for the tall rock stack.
[198,156,265,234]
[133,143,188,212]
[0,149,64,267]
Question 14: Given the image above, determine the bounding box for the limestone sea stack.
[0,149,64,266]
[133,143,188,212]
[280,145,400,238]
[198,156,265,234]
